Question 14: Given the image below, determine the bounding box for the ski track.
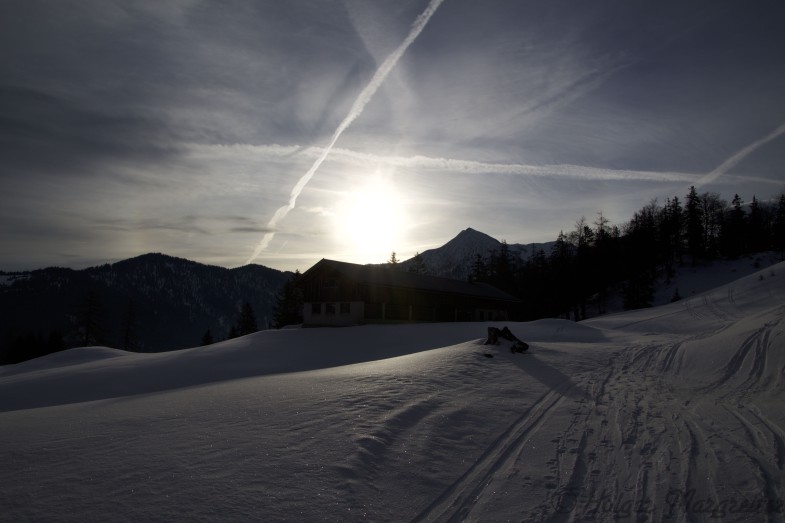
[2,265,784,522]
[412,383,572,522]
[409,280,785,522]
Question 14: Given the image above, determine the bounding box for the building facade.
[300,259,521,327]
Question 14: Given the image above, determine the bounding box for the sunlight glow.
[334,175,409,263]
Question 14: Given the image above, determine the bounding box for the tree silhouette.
[774,193,785,257]
[488,240,516,293]
[235,302,258,337]
[77,290,107,347]
[468,254,487,283]
[721,194,745,258]
[272,271,303,329]
[700,191,726,257]
[408,252,427,274]
[201,328,214,346]
[685,186,704,263]
[747,196,767,253]
[121,299,140,352]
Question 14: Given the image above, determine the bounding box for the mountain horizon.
[0,227,513,274]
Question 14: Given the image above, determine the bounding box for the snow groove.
[708,319,779,396]
[412,381,573,523]
[747,405,785,472]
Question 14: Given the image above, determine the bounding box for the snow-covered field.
[1,263,784,521]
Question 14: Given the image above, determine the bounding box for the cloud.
[195,142,700,184]
[245,0,446,264]
[0,86,181,177]
[695,123,785,188]
[2,0,784,272]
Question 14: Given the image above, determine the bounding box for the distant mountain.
[399,228,555,280]
[1,254,291,361]
[1,230,552,363]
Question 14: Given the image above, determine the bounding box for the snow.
[652,252,782,306]
[1,262,784,521]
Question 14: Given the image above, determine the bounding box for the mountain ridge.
[399,227,556,280]
[0,228,555,363]
[1,254,292,361]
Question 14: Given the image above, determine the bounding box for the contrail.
[695,122,785,188]
[246,0,446,264]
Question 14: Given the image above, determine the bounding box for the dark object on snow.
[484,326,529,353]
[510,341,529,353]
[484,326,517,344]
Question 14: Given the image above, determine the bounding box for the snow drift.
[1,262,783,521]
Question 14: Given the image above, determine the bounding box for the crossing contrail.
[695,122,785,188]
[246,0,446,264]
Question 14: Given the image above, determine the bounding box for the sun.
[335,177,409,262]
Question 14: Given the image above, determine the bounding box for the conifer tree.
[773,193,785,256]
[272,271,304,329]
[700,192,726,257]
[721,194,746,258]
[747,196,766,253]
[685,186,704,262]
[489,240,516,292]
[77,290,107,347]
[121,299,140,352]
[236,302,258,337]
[660,197,682,281]
[468,254,487,283]
[408,252,427,274]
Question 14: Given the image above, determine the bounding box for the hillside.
[4,229,780,364]
[0,254,290,359]
[1,262,783,520]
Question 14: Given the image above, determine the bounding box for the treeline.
[1,291,137,365]
[1,295,261,365]
[470,188,785,321]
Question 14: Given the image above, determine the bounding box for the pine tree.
[272,271,303,329]
[408,252,427,274]
[594,211,610,245]
[721,194,745,258]
[621,201,659,311]
[700,192,726,257]
[685,186,704,263]
[773,193,785,256]
[569,217,597,320]
[388,252,399,265]
[201,328,214,346]
[77,290,106,347]
[747,196,766,253]
[468,254,487,283]
[236,302,258,337]
[659,196,683,281]
[488,240,516,292]
[121,299,140,352]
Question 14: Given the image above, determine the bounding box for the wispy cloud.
[695,123,785,188]
[245,0,446,264]
[3,1,784,272]
[193,142,701,184]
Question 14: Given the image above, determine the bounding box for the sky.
[1,0,784,273]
